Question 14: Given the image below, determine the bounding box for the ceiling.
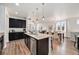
[1,3,79,21]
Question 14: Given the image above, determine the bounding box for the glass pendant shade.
[42,16,45,20]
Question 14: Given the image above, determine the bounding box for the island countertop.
[25,32,52,40]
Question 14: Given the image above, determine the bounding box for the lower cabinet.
[36,38,49,55]
[9,32,25,41]
[24,35,31,50]
[77,37,79,50]
[24,35,49,55]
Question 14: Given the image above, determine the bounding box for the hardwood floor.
[2,39,31,55]
[1,38,79,55]
[52,38,79,55]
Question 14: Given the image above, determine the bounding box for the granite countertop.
[25,32,52,40]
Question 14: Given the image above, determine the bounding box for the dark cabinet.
[24,34,49,55]
[36,38,49,55]
[9,33,15,41]
[77,37,79,50]
[9,18,26,28]
[22,21,26,28]
[9,32,25,41]
[18,20,22,28]
[0,36,4,54]
[9,18,16,27]
[24,35,30,50]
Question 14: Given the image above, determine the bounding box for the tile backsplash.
[9,28,26,32]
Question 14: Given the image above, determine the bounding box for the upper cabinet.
[9,18,26,28]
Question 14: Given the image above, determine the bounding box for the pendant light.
[36,8,39,21]
[42,3,45,20]
[32,11,35,22]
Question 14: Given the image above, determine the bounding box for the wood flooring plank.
[2,39,31,55]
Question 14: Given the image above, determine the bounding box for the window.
[56,21,66,31]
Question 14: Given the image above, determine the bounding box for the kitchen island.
[24,33,52,55]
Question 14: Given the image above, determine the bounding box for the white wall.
[0,6,5,32]
[67,17,79,32]
[0,6,9,48]
[66,17,79,41]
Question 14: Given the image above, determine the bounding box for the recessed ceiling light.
[15,12,18,14]
[16,3,19,6]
